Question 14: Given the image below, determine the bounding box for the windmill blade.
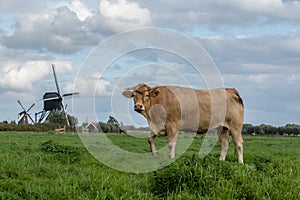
[62,92,79,97]
[18,113,25,122]
[17,100,27,112]
[52,64,61,96]
[36,98,44,103]
[43,96,60,101]
[60,101,70,126]
[26,103,35,124]
[27,103,35,112]
[27,114,35,124]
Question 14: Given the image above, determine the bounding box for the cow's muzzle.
[134,104,145,112]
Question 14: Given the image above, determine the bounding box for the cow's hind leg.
[230,128,244,163]
[148,134,157,156]
[218,127,230,161]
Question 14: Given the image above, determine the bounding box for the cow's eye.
[145,94,149,98]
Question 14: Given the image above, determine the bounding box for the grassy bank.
[0,132,299,199]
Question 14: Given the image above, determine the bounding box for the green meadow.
[0,132,299,199]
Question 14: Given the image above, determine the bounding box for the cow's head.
[122,84,159,113]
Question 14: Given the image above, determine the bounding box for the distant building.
[86,122,101,133]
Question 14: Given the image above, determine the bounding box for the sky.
[0,0,300,127]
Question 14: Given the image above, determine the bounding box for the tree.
[47,109,78,126]
[242,124,253,134]
[67,114,78,127]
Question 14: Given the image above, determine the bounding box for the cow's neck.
[140,100,155,123]
[141,110,151,123]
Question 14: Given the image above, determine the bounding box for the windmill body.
[43,92,62,111]
[18,111,28,124]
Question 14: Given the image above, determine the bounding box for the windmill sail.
[52,64,61,95]
[17,100,35,124]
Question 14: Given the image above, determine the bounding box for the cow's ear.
[122,90,134,98]
[150,89,160,97]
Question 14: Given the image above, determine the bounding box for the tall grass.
[0,132,299,199]
[0,132,154,199]
[150,155,300,199]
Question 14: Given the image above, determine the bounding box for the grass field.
[0,132,299,199]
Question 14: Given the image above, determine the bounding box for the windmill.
[35,64,79,126]
[17,100,35,124]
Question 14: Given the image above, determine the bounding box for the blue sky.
[0,0,300,127]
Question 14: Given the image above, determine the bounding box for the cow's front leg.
[148,133,157,156]
[166,125,178,159]
[168,137,177,159]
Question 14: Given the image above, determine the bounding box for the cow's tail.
[232,89,244,107]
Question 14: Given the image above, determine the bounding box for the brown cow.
[122,84,244,163]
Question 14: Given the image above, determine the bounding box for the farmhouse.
[86,122,101,133]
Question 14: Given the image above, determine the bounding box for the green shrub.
[40,140,82,163]
[0,123,75,132]
[98,122,121,133]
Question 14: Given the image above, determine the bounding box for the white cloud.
[235,34,247,39]
[232,0,284,12]
[0,60,73,91]
[229,0,300,21]
[288,74,296,83]
[240,63,280,73]
[51,0,93,21]
[99,0,152,32]
[247,74,270,85]
[138,0,300,31]
[66,77,111,96]
[2,2,99,54]
[69,0,93,21]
